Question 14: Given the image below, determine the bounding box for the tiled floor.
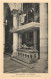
[4,54,48,73]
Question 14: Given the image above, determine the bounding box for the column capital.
[11,9,25,17]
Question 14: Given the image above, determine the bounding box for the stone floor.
[4,54,48,73]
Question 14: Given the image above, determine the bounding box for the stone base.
[11,56,38,68]
[11,49,38,64]
[16,52,38,64]
[11,51,18,57]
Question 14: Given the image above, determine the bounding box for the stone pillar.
[33,30,37,50]
[21,3,23,11]
[12,14,19,57]
[18,34,22,49]
[13,15,17,28]
[40,3,48,60]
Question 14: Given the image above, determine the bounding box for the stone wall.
[40,3,48,60]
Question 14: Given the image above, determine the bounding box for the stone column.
[40,3,48,60]
[33,30,37,50]
[18,34,22,49]
[21,3,23,11]
[12,13,19,57]
[13,15,17,28]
